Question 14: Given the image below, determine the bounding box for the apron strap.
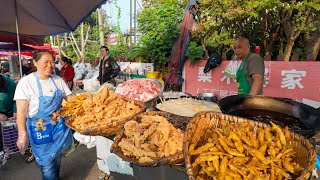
[50,76,59,89]
[35,73,58,97]
[239,52,251,70]
[35,73,43,97]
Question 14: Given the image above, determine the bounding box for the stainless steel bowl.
[197,93,218,103]
[143,78,164,108]
[116,78,164,109]
[197,93,216,98]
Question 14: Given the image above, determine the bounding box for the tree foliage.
[46,0,319,64]
[194,0,320,61]
[49,5,128,63]
[55,11,101,62]
[133,0,184,68]
[186,41,204,64]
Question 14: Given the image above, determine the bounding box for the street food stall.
[55,73,319,179]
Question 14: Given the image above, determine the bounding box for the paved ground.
[0,144,188,180]
[0,145,98,180]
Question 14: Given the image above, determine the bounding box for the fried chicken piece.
[124,120,139,137]
[119,139,157,158]
[138,123,157,143]
[139,156,154,163]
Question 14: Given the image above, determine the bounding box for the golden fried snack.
[51,93,89,122]
[118,115,184,164]
[67,87,142,131]
[191,122,303,180]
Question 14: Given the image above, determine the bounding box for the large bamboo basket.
[184,112,316,180]
[111,111,190,166]
[65,98,146,137]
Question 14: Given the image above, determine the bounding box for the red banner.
[183,61,320,108]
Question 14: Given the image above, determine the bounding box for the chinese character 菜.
[198,67,212,82]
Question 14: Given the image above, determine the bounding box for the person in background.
[14,50,73,180]
[59,57,75,90]
[73,58,86,81]
[55,59,62,69]
[0,73,17,154]
[84,60,95,79]
[54,66,60,76]
[93,57,100,70]
[73,58,85,71]
[22,59,35,76]
[234,37,265,95]
[97,46,120,85]
[1,61,10,76]
[54,59,61,76]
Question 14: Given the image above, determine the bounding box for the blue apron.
[26,73,73,166]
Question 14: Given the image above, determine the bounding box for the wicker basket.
[184,112,316,180]
[65,98,146,136]
[111,111,190,166]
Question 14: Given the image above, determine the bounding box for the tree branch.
[70,32,81,55]
[69,34,80,58]
[84,25,91,48]
[60,49,68,57]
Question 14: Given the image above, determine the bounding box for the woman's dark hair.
[33,50,55,62]
[67,59,72,65]
[61,56,68,63]
[0,74,6,91]
[100,45,109,52]
[61,56,72,65]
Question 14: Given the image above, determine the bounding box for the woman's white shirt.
[14,73,72,118]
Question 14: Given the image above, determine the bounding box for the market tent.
[0,43,58,59]
[0,0,107,36]
[0,52,32,58]
[0,42,35,52]
[0,0,107,77]
[0,32,43,46]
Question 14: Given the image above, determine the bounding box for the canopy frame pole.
[14,0,23,78]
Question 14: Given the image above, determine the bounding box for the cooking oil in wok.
[229,109,313,136]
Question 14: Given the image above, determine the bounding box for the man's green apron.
[236,53,251,95]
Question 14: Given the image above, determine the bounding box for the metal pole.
[57,36,61,58]
[134,0,137,45]
[98,8,104,46]
[130,0,133,47]
[14,0,23,78]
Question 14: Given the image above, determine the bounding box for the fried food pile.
[70,87,143,130]
[190,122,303,180]
[51,93,89,122]
[59,93,89,116]
[118,115,184,163]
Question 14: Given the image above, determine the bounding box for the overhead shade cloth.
[0,42,35,52]
[0,32,43,46]
[0,0,107,36]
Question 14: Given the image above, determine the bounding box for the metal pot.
[197,93,218,103]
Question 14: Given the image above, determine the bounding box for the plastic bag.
[204,53,222,73]
[146,71,164,83]
[223,56,241,79]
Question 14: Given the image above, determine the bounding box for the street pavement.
[0,145,97,180]
[0,144,189,180]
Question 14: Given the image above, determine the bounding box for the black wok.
[219,95,320,138]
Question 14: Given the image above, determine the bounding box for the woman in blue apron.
[14,50,73,180]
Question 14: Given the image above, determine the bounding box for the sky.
[103,0,142,33]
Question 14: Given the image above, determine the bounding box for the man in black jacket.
[97,46,120,85]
